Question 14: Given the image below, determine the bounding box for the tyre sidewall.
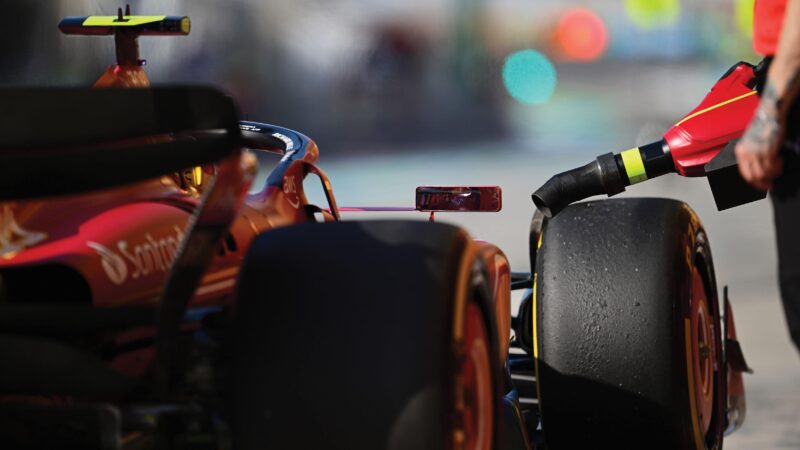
[534,199,723,449]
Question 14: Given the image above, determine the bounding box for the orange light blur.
[556,8,608,62]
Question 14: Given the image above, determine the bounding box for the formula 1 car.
[0,9,509,450]
[0,6,752,450]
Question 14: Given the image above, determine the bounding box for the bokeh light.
[556,8,608,61]
[624,0,681,30]
[735,0,755,38]
[502,49,557,105]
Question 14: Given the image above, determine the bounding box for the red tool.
[533,61,767,216]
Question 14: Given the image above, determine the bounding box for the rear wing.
[0,86,240,200]
[59,9,189,36]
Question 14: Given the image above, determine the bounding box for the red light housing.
[415,186,502,212]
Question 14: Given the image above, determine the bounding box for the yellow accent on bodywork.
[685,318,705,450]
[532,271,544,415]
[192,166,203,186]
[180,17,191,34]
[675,90,757,127]
[82,16,166,27]
[451,233,476,341]
[620,147,648,184]
[532,272,539,359]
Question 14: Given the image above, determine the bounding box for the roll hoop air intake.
[532,140,673,217]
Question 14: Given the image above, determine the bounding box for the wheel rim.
[454,301,493,450]
[690,266,715,437]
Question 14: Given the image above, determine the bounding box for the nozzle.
[532,153,625,217]
[532,140,673,217]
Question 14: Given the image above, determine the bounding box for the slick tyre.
[534,198,724,450]
[229,220,500,450]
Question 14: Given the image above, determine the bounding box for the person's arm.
[736,0,800,191]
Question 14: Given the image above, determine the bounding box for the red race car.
[0,7,752,450]
[0,9,510,449]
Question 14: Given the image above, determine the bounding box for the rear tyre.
[534,198,724,449]
[228,220,500,450]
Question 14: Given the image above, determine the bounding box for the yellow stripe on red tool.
[620,147,648,184]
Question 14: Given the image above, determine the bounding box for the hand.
[735,92,784,191]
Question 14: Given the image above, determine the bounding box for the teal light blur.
[502,49,557,105]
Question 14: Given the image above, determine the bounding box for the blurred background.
[0,0,762,153]
[2,0,798,446]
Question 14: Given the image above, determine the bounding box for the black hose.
[532,152,626,217]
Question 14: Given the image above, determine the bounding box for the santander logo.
[88,226,184,285]
[87,242,127,285]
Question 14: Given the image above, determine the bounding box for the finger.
[749,158,772,191]
[746,166,770,191]
[749,158,766,184]
[737,152,754,182]
[734,142,749,164]
[762,154,784,179]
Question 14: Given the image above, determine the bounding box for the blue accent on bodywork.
[239,121,313,188]
[184,305,224,322]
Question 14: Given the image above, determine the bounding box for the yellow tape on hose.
[83,16,166,27]
[620,147,648,184]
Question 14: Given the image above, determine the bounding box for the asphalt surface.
[298,144,800,449]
